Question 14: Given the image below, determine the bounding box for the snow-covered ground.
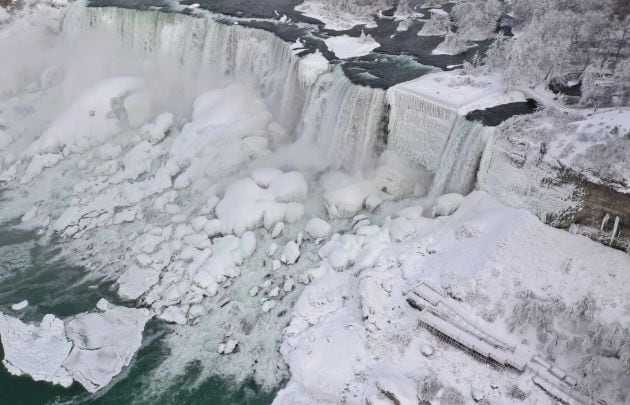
[275,191,630,404]
[0,2,628,404]
[391,70,527,115]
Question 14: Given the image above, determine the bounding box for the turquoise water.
[0,224,278,405]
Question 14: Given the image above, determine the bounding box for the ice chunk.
[325,34,380,59]
[261,300,277,313]
[252,168,283,188]
[239,231,257,259]
[63,305,151,392]
[271,221,285,238]
[22,153,63,183]
[269,171,308,203]
[0,313,73,387]
[11,300,28,311]
[218,339,239,354]
[325,181,375,218]
[305,217,332,240]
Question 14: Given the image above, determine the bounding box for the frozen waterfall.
[68,6,386,171]
[387,86,490,196]
[297,68,386,172]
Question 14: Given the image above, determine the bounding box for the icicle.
[601,213,610,231]
[387,89,458,171]
[610,216,620,245]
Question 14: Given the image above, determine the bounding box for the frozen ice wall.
[386,87,489,196]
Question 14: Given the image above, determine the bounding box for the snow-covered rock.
[281,241,301,265]
[432,193,464,217]
[305,217,332,240]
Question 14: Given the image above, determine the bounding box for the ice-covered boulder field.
[0,0,628,404]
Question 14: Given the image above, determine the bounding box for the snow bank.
[276,191,630,405]
[25,77,145,156]
[215,171,307,235]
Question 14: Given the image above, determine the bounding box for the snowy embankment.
[274,192,630,405]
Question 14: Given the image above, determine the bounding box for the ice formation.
[0,302,150,393]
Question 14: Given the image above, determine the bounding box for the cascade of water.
[66,6,386,172]
[71,6,305,131]
[298,67,386,172]
[387,89,458,171]
[387,87,490,196]
[428,116,488,197]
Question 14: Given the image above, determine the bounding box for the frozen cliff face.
[478,108,630,252]
[386,70,525,198]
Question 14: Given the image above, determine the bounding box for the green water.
[0,225,278,405]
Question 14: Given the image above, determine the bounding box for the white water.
[298,68,386,172]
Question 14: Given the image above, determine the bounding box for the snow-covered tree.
[417,9,449,36]
[452,0,503,41]
[435,30,470,55]
[483,32,509,70]
[492,0,630,105]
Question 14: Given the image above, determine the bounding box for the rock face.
[478,110,630,253]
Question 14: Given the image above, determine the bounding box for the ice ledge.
[389,70,526,115]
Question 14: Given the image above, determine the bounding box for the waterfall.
[428,117,488,197]
[298,67,386,172]
[70,6,305,131]
[386,86,489,196]
[65,5,385,172]
[386,89,458,171]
